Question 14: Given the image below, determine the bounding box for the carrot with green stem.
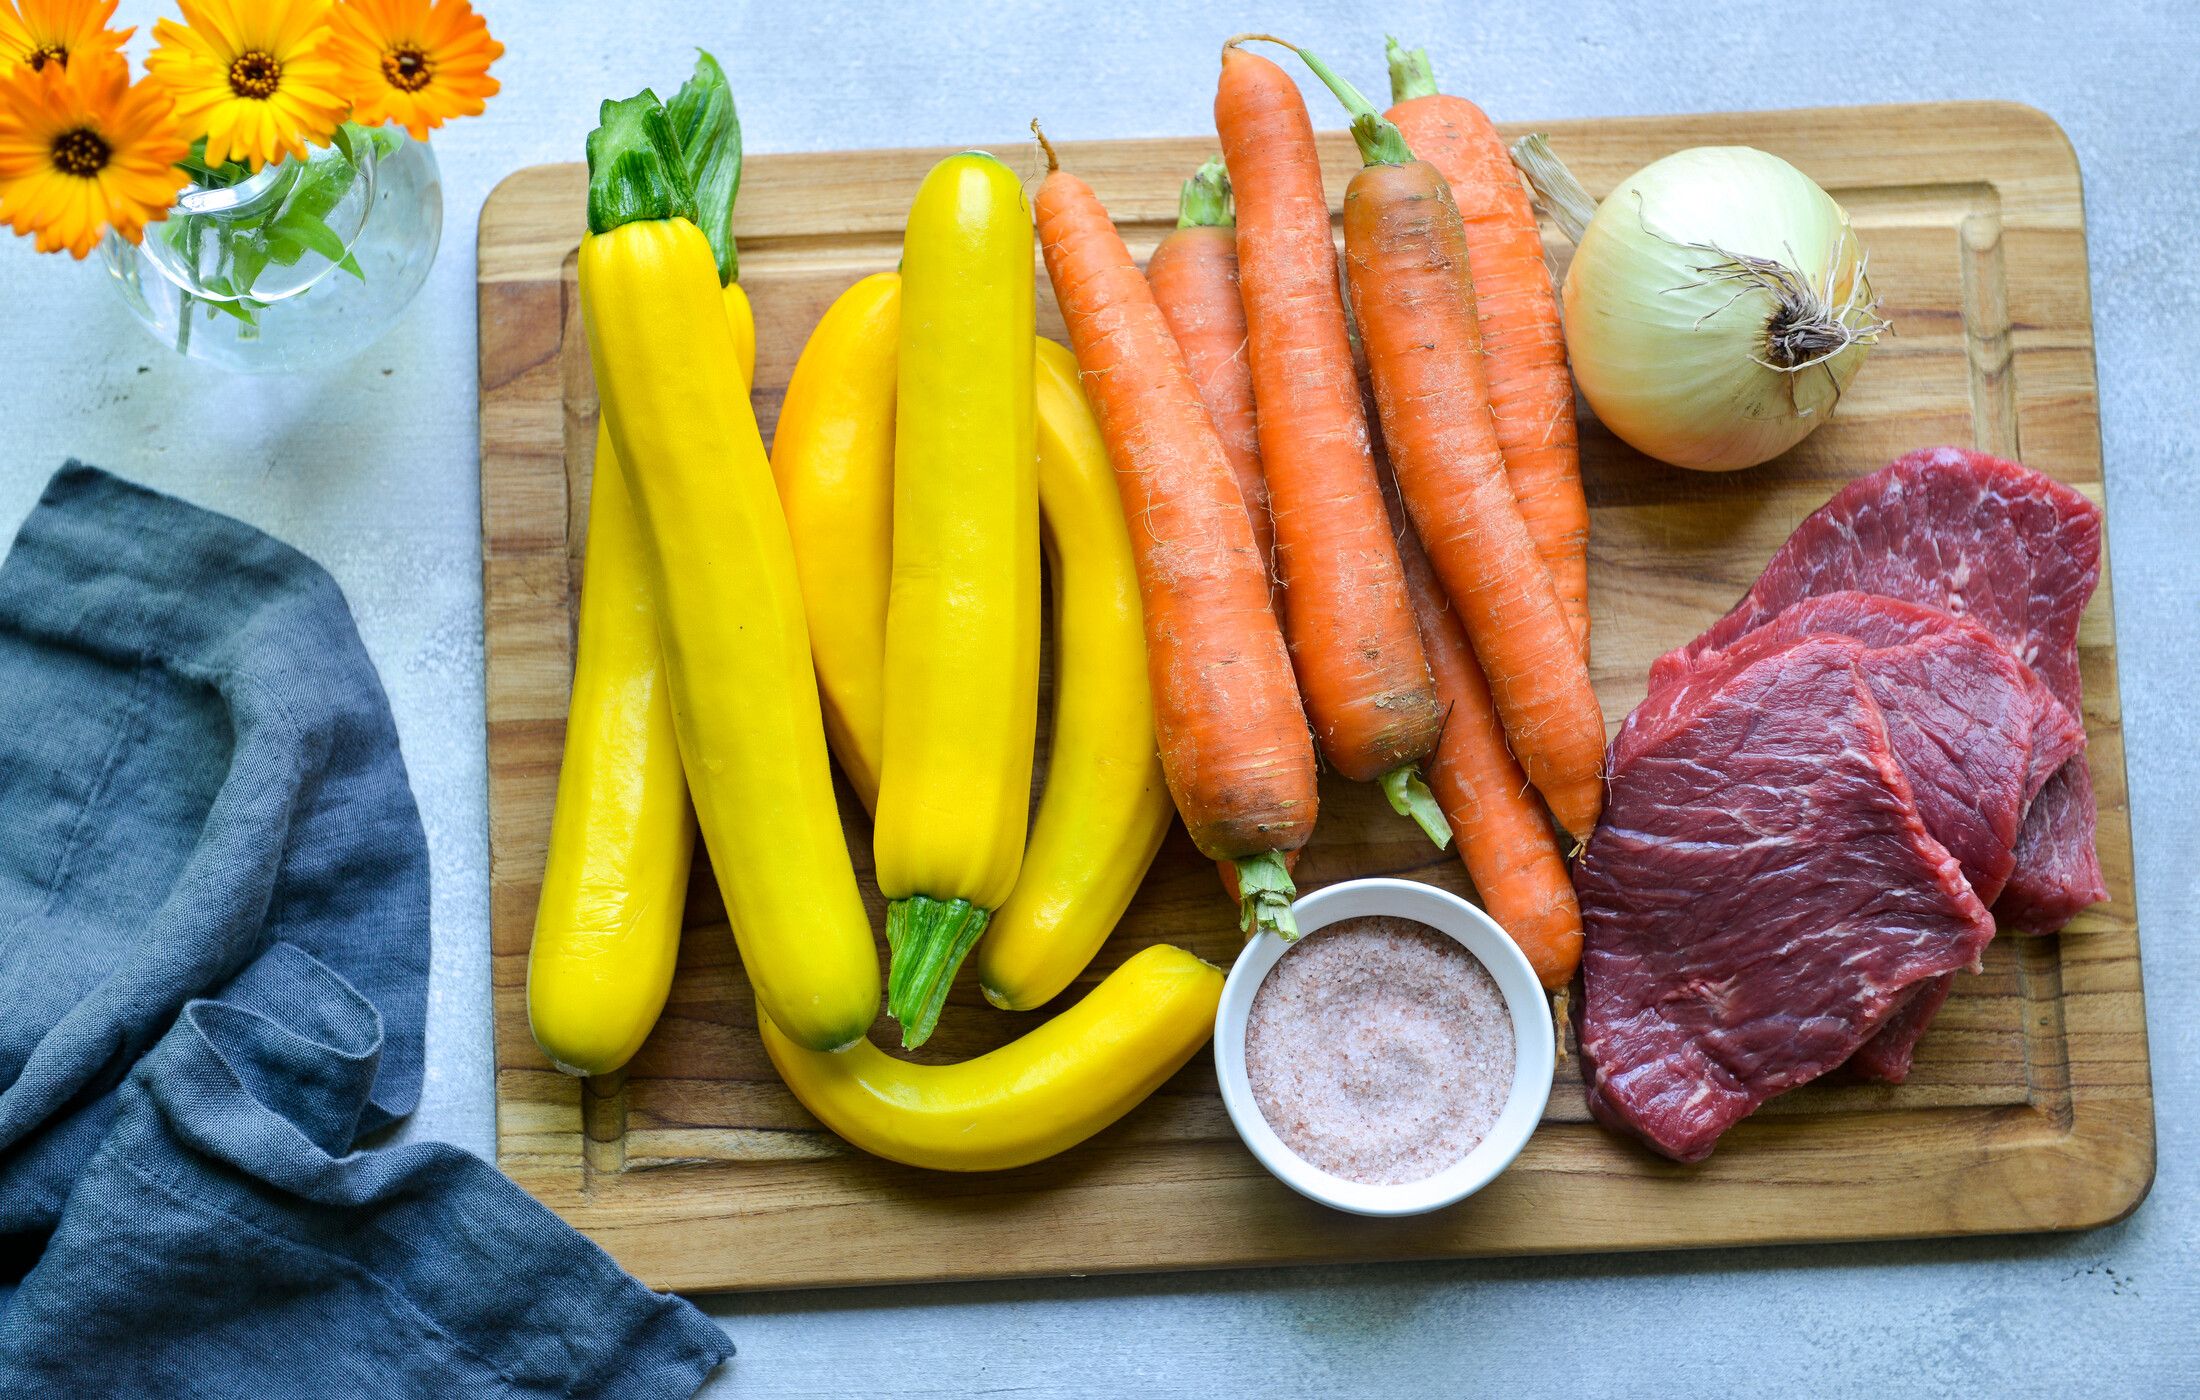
[1268,38,1607,841]
[1147,158,1297,902]
[1215,39,1451,848]
[1146,157,1276,610]
[1385,38,1588,657]
[1032,123,1317,938]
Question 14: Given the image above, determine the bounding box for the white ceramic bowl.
[1213,877,1555,1216]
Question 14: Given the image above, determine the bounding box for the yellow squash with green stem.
[773,292,1174,1014]
[528,56,760,1077]
[576,88,877,1051]
[873,153,1040,1047]
[525,300,752,1077]
[760,944,1223,1171]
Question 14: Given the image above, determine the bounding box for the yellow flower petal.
[146,0,346,170]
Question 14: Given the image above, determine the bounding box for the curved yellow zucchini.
[768,272,898,809]
[874,152,1040,1046]
[760,944,1223,1172]
[527,284,755,1078]
[977,340,1173,1010]
[580,196,877,1051]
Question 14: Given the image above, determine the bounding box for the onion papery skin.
[1561,146,1875,473]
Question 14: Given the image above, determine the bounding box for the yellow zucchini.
[526,285,754,1078]
[577,93,877,1051]
[760,944,1222,1171]
[977,339,1174,1009]
[768,272,898,809]
[874,152,1039,1047]
[774,285,1172,1014]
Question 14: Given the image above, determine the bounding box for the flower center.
[228,49,282,100]
[379,43,432,92]
[51,126,108,178]
[26,42,66,71]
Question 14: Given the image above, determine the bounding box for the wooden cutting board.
[478,101,2152,1294]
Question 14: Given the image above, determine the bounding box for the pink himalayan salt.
[1243,915,1515,1185]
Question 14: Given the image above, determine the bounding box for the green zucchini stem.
[664,49,743,283]
[885,895,991,1048]
[584,90,695,234]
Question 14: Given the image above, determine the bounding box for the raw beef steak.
[1577,638,1996,1162]
[1653,447,2104,932]
[1622,592,2059,1083]
[1619,592,2044,902]
[1848,974,1959,1083]
[1993,769,2113,931]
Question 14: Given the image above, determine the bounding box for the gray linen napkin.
[0,464,730,1398]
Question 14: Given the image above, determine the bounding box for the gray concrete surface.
[1,2,2190,1394]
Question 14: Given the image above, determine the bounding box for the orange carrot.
[1215,41,1449,845]
[1032,125,1317,938]
[1382,466,1582,989]
[1282,41,1606,841]
[1385,39,1588,656]
[1146,157,1277,611]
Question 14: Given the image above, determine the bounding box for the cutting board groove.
[479,101,2152,1293]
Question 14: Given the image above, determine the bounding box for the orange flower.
[328,0,499,141]
[0,0,131,77]
[0,54,190,257]
[147,0,350,170]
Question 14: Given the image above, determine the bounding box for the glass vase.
[101,126,443,374]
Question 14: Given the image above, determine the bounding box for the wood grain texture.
[478,102,2152,1294]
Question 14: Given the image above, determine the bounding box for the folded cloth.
[0,465,730,1398]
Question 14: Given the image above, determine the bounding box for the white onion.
[1513,139,1887,473]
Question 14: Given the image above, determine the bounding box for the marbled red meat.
[1577,638,1996,1162]
[1631,590,2086,1083]
[1654,447,2104,933]
[1848,973,1958,1084]
[1622,592,2043,902]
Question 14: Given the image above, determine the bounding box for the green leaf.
[272,209,350,265]
[280,154,355,225]
[664,50,742,283]
[229,235,269,294]
[176,134,255,188]
[338,251,364,281]
[194,275,261,326]
[264,233,305,268]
